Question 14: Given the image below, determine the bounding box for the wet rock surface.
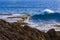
[47,29,57,40]
[47,29,60,40]
[0,19,60,40]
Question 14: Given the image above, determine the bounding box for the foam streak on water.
[0,9,60,32]
[27,19,60,32]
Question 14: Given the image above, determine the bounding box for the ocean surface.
[0,1,59,14]
[0,9,60,32]
[0,1,60,32]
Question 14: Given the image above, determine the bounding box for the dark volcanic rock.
[47,29,60,40]
[0,19,50,40]
[56,31,60,40]
[0,19,60,40]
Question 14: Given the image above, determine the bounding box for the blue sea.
[0,1,59,14]
[0,1,60,32]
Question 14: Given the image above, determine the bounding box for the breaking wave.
[0,9,60,32]
[28,9,60,32]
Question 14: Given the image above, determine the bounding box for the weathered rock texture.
[0,19,60,40]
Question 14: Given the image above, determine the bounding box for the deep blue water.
[0,1,59,14]
[31,12,60,23]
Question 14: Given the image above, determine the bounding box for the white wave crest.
[42,9,55,14]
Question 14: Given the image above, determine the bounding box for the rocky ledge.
[0,19,60,40]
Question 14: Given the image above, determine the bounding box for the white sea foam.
[41,9,55,15]
[43,9,54,13]
[27,19,60,32]
[0,10,60,32]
